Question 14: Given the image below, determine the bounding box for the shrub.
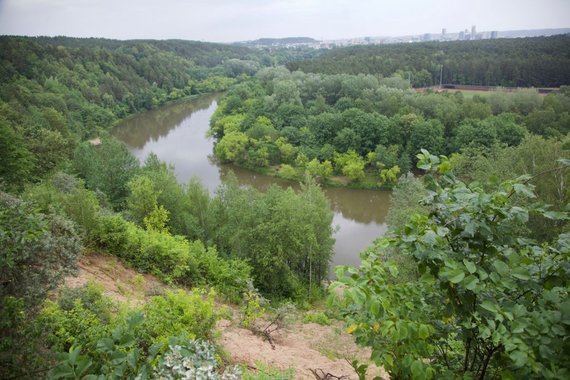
[141,289,218,345]
[153,337,241,379]
[183,241,251,303]
[303,311,331,326]
[57,281,113,324]
[0,192,82,309]
[39,298,110,354]
[278,164,298,180]
[93,213,252,298]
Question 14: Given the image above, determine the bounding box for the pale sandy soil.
[64,253,387,380]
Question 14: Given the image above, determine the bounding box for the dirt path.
[63,252,166,305]
[219,319,386,379]
[65,253,387,379]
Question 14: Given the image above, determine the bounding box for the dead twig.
[261,313,281,350]
[309,368,350,380]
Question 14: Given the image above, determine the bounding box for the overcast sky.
[0,0,568,42]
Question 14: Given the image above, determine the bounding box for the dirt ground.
[64,253,387,379]
[219,318,386,379]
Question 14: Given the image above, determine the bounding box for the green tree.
[378,165,400,186]
[408,119,445,159]
[335,150,366,182]
[73,138,139,209]
[0,122,34,191]
[334,151,570,379]
[306,159,333,181]
[127,175,159,225]
[214,131,249,163]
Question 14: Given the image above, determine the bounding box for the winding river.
[112,94,390,274]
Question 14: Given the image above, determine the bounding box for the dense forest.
[1,34,569,379]
[288,35,570,87]
[0,36,273,191]
[209,67,569,187]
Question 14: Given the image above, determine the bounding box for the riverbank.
[226,162,395,191]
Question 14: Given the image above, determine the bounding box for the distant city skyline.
[0,0,568,43]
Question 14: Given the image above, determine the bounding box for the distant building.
[459,31,465,40]
[423,33,431,41]
[442,28,447,38]
[471,25,476,37]
[490,31,498,39]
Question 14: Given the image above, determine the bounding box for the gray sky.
[0,0,568,42]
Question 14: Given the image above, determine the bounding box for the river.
[112,94,390,274]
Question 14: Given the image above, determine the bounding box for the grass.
[243,362,295,380]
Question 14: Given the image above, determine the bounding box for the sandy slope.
[64,253,387,379]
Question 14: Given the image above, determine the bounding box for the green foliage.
[243,362,295,380]
[143,204,170,232]
[452,135,570,241]
[210,175,334,298]
[57,282,114,324]
[43,285,224,379]
[0,191,81,310]
[0,120,34,191]
[241,282,267,328]
[73,137,139,209]
[278,164,298,180]
[40,296,110,354]
[210,68,564,187]
[93,211,251,300]
[0,35,272,194]
[334,150,366,182]
[126,175,158,225]
[334,151,570,379]
[306,158,333,181]
[378,165,400,186]
[142,289,218,344]
[214,131,250,163]
[385,173,428,232]
[24,172,102,246]
[153,338,241,379]
[303,311,331,326]
[47,312,156,379]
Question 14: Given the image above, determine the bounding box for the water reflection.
[113,93,220,150]
[113,95,390,272]
[219,164,390,224]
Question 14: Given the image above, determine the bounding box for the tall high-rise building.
[459,31,465,40]
[442,28,447,36]
[490,31,498,39]
[471,25,477,38]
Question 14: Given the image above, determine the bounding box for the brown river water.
[112,94,390,275]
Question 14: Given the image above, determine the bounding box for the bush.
[153,337,241,379]
[39,298,110,354]
[303,311,331,326]
[278,164,298,180]
[183,241,252,303]
[44,286,226,378]
[141,289,218,345]
[93,213,252,298]
[57,281,113,324]
[0,192,82,309]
